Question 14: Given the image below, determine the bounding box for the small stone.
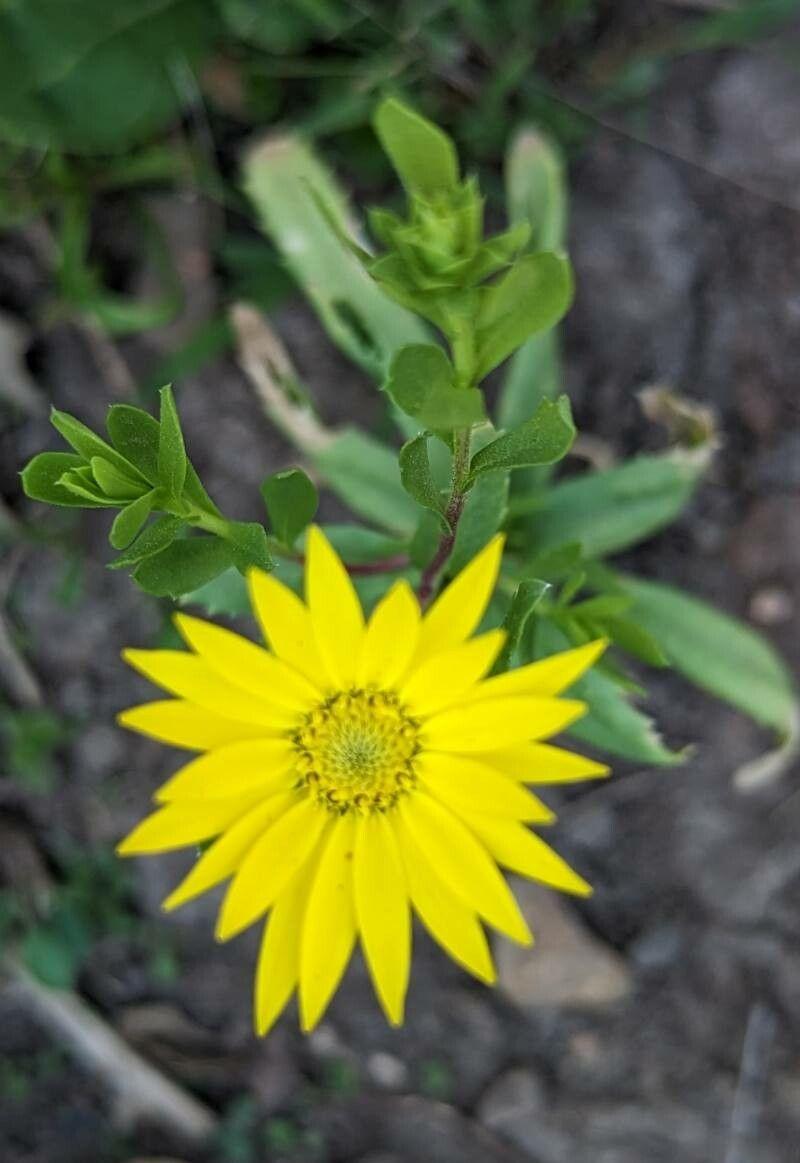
[477,1070,570,1163]
[749,587,794,626]
[629,923,683,972]
[366,1051,408,1091]
[497,883,632,1011]
[478,1068,545,1127]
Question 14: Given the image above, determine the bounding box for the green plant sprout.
[22,96,796,780]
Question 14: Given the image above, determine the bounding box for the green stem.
[189,508,233,539]
[418,426,472,606]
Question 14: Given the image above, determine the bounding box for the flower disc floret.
[291,688,419,814]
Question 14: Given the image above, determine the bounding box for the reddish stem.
[417,492,465,608]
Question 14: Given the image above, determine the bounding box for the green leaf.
[568,595,632,620]
[493,579,551,674]
[133,538,235,598]
[181,567,250,618]
[449,465,509,575]
[506,127,567,253]
[497,328,562,432]
[527,449,712,559]
[314,429,418,535]
[223,521,273,574]
[109,490,156,551]
[317,525,405,565]
[261,468,318,548]
[498,131,569,483]
[398,434,449,532]
[22,924,80,989]
[157,385,187,504]
[21,452,102,507]
[243,134,428,380]
[373,97,459,196]
[109,514,185,569]
[0,0,219,154]
[58,471,116,506]
[106,403,219,515]
[475,252,573,379]
[468,395,575,482]
[89,457,142,500]
[674,0,798,53]
[106,404,160,483]
[601,616,670,668]
[50,408,144,481]
[386,344,485,431]
[536,619,685,766]
[409,510,441,569]
[619,575,797,738]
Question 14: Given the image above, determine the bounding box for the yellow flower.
[117,528,608,1034]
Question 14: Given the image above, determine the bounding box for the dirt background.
[2,20,800,1163]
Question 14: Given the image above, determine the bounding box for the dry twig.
[3,957,218,1144]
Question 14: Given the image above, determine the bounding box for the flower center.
[290,688,420,814]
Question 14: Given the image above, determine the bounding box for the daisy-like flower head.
[118,528,608,1034]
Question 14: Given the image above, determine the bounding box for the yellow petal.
[163,793,294,911]
[415,533,504,664]
[118,700,269,750]
[357,579,421,688]
[155,738,295,802]
[464,814,592,897]
[417,753,554,823]
[400,631,505,716]
[123,650,295,730]
[247,567,327,685]
[467,640,607,702]
[399,792,530,945]
[481,742,609,784]
[174,613,321,708]
[117,793,259,856]
[396,813,495,984]
[305,526,365,686]
[353,814,410,1026]
[424,696,587,752]
[299,815,358,1032]
[255,867,315,1036]
[216,796,327,940]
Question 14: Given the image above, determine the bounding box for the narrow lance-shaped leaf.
[386,344,485,431]
[449,468,509,575]
[157,385,187,504]
[499,127,568,432]
[468,395,575,482]
[618,574,797,739]
[261,468,318,548]
[313,429,419,536]
[535,618,685,766]
[525,447,713,559]
[506,127,567,253]
[373,97,459,196]
[243,134,428,380]
[475,252,573,379]
[398,434,449,532]
[492,579,551,675]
